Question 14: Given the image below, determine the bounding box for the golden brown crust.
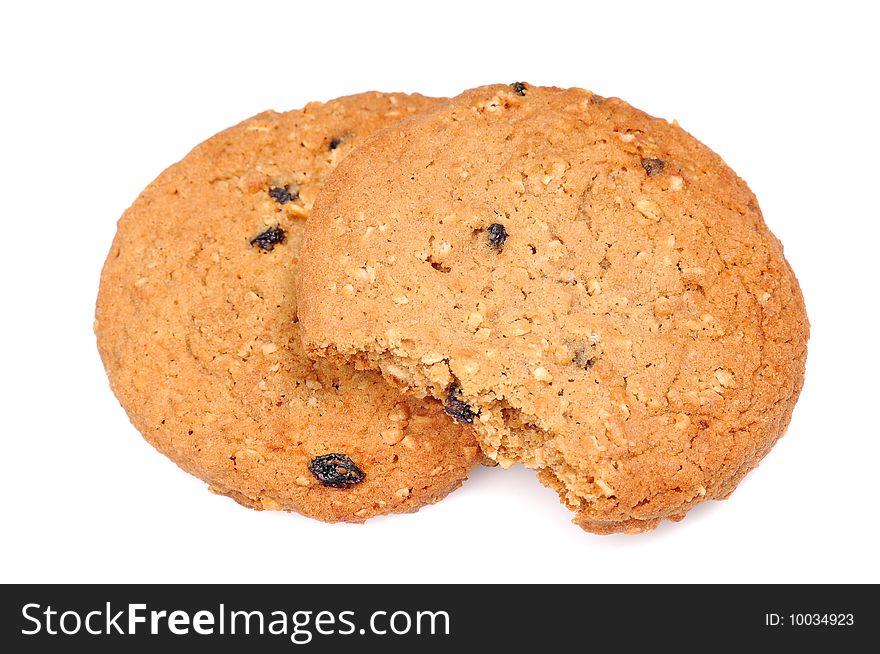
[95,92,482,522]
[298,84,809,533]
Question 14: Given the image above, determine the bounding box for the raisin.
[308,454,366,488]
[641,158,666,176]
[250,226,286,251]
[699,419,709,429]
[328,136,344,150]
[268,185,298,204]
[573,345,597,370]
[486,223,508,251]
[444,383,477,424]
[510,82,527,96]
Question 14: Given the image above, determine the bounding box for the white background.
[1,0,878,584]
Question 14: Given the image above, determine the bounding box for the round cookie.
[95,92,482,523]
[297,84,809,534]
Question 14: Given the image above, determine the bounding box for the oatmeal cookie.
[298,84,809,533]
[96,92,482,522]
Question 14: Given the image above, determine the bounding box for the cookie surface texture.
[96,92,482,522]
[297,84,809,534]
